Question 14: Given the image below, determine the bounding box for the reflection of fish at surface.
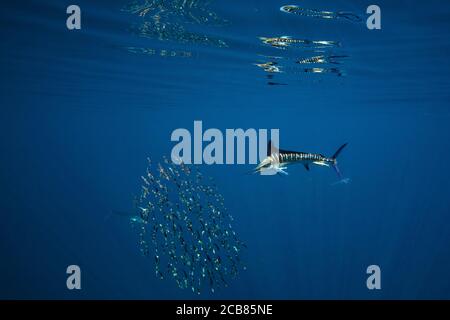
[123,0,229,47]
[124,0,228,25]
[254,61,283,73]
[259,36,340,49]
[256,36,349,82]
[297,55,349,65]
[302,67,345,77]
[131,157,246,294]
[256,64,346,78]
[280,5,362,23]
[125,46,194,58]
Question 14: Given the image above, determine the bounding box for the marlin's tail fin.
[331,143,348,178]
[331,143,348,160]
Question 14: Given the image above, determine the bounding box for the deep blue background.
[1,0,450,299]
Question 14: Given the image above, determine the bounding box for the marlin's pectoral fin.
[278,167,289,175]
[303,164,310,171]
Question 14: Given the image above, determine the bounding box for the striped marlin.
[254,141,348,177]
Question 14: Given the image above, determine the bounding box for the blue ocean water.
[1,0,450,299]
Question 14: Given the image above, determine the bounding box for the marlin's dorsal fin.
[304,164,310,171]
[268,141,300,156]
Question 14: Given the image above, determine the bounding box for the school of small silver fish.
[134,157,246,294]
